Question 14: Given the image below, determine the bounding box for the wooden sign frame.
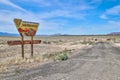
[7,18,40,58]
[14,19,39,36]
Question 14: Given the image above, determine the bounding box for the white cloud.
[108,20,120,26]
[100,5,120,19]
[39,10,86,19]
[89,0,102,6]
[0,0,26,12]
[12,0,96,14]
[2,0,118,35]
[0,0,95,20]
[19,0,52,7]
[56,1,93,11]
[0,10,67,34]
[106,5,120,15]
[100,14,108,19]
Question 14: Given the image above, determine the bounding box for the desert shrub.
[59,40,63,42]
[52,41,59,44]
[47,41,51,44]
[54,52,68,61]
[95,39,97,41]
[15,69,20,74]
[43,41,51,44]
[88,42,94,45]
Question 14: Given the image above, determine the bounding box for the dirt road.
[1,42,120,80]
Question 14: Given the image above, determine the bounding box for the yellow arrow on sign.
[14,18,22,28]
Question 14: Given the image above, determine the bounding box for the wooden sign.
[7,40,41,45]
[7,18,40,59]
[14,19,39,36]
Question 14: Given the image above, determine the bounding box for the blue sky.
[0,0,120,35]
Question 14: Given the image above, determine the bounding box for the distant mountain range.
[49,33,120,36]
[107,32,120,35]
[0,32,120,36]
[0,32,19,36]
[0,32,70,36]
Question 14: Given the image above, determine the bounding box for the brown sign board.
[7,40,41,45]
[14,19,39,36]
[11,18,40,58]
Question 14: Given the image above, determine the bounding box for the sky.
[0,0,120,35]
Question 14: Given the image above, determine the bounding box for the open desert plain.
[0,35,120,80]
[0,0,120,80]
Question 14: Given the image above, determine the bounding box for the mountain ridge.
[0,32,19,36]
[0,32,120,36]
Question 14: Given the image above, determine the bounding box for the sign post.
[31,36,33,57]
[7,18,40,59]
[20,33,24,58]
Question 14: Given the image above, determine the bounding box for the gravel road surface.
[1,42,120,80]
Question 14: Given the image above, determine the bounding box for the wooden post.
[20,33,24,59]
[31,36,33,57]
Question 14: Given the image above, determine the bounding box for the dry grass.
[0,35,120,73]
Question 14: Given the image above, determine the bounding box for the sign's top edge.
[22,21,39,25]
[14,18,39,24]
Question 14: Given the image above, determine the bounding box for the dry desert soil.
[0,35,120,80]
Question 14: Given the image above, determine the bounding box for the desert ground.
[0,35,120,79]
